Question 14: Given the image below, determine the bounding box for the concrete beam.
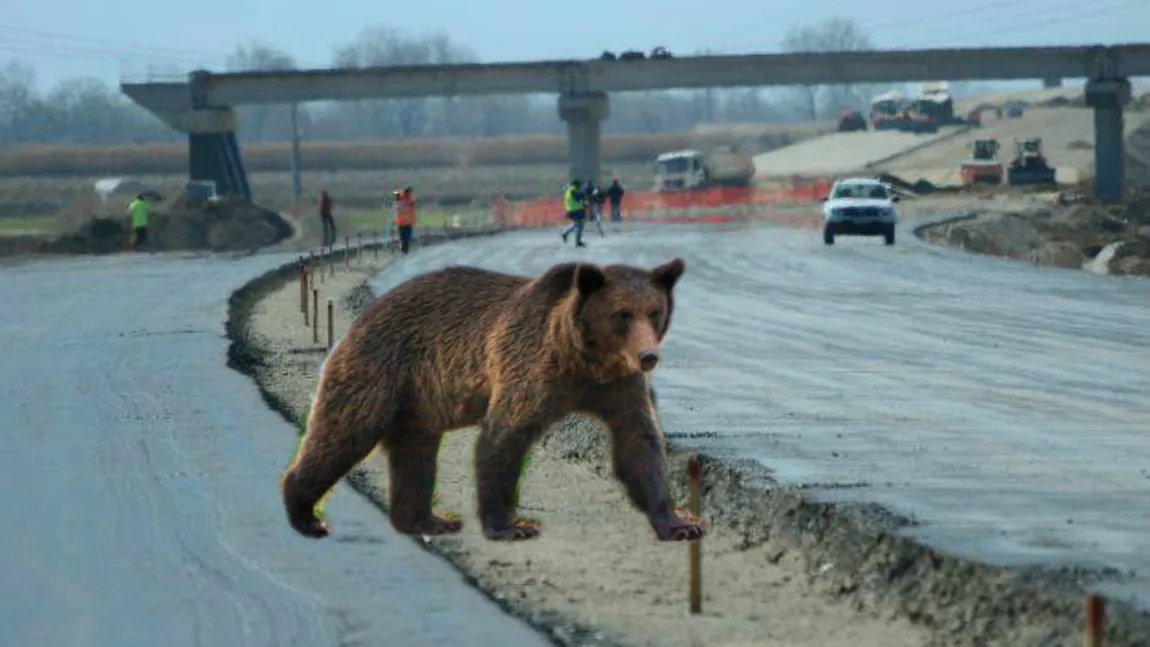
[1085,78,1133,202]
[558,93,610,183]
[128,44,1150,108]
[159,108,237,134]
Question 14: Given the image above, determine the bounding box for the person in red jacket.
[395,186,417,254]
[318,190,336,247]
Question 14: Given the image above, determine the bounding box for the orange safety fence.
[494,177,833,230]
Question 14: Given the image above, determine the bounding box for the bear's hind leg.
[282,396,389,539]
[382,422,462,536]
[474,417,545,541]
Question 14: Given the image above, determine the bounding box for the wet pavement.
[0,252,551,647]
[371,218,1150,609]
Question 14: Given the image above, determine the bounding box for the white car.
[820,177,900,246]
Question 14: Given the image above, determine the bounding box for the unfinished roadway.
[0,252,552,647]
[751,86,1149,186]
[370,218,1150,614]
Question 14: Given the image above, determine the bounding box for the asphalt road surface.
[372,219,1150,609]
[0,252,550,647]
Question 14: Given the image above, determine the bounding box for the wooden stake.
[1084,594,1105,647]
[357,233,363,263]
[327,299,334,352]
[312,288,319,344]
[302,278,309,327]
[344,235,350,270]
[298,259,307,315]
[688,456,702,615]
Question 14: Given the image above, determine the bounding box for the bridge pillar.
[558,93,610,184]
[1042,77,1062,89]
[186,70,252,201]
[1085,78,1132,202]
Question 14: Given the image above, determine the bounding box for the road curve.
[0,252,550,647]
[371,219,1150,608]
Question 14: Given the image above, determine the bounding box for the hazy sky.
[1,0,1146,91]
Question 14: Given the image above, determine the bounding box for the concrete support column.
[558,93,610,184]
[1085,78,1132,202]
[1042,77,1062,89]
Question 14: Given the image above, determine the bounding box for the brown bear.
[280,257,707,543]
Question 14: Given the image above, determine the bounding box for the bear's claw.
[295,517,332,539]
[482,521,542,541]
[654,518,708,541]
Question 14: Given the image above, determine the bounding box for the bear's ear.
[539,262,607,301]
[651,257,686,293]
[573,263,607,298]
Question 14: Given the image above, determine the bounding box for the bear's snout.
[638,349,660,372]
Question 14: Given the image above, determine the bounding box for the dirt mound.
[3,192,296,258]
[918,190,1150,277]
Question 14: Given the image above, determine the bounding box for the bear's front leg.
[583,375,708,541]
[474,408,548,542]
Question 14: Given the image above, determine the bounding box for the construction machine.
[653,146,755,192]
[869,91,907,130]
[959,138,1004,186]
[837,109,868,132]
[1007,138,1057,186]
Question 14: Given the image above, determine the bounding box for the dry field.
[0,125,825,177]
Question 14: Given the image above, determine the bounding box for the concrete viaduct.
[120,43,1150,203]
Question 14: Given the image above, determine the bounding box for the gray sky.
[1,0,1146,90]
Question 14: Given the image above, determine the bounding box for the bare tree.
[227,42,300,142]
[780,18,877,122]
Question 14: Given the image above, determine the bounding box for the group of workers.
[317,185,418,255]
[313,177,627,254]
[560,178,626,248]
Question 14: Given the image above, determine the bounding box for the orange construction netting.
[492,177,832,230]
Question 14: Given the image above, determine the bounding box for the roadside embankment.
[914,189,1150,278]
[226,228,1150,647]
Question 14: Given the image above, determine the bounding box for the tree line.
[0,19,965,148]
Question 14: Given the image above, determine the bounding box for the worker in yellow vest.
[559,179,587,248]
[127,193,150,251]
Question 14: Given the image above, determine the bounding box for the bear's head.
[542,258,686,383]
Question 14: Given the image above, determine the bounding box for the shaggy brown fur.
[280,257,707,543]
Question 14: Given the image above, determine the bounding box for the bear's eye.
[614,310,633,324]
[648,309,663,323]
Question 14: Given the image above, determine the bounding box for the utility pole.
[290,103,303,207]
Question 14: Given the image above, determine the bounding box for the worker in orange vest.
[394,186,417,254]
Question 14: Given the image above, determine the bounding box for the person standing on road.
[395,186,417,254]
[127,193,150,251]
[318,189,337,247]
[587,180,607,237]
[560,179,587,248]
[604,179,626,231]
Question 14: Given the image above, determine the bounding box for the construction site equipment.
[959,138,1004,186]
[870,91,907,130]
[837,109,868,132]
[905,81,969,132]
[653,147,755,192]
[1007,138,1057,186]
